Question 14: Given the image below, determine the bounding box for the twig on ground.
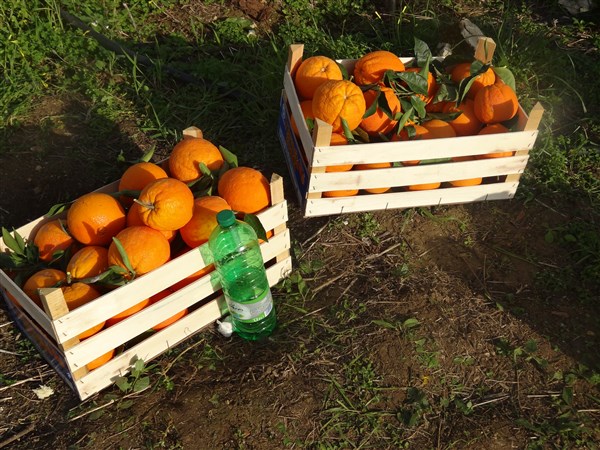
[0,349,21,356]
[68,385,151,422]
[312,272,347,294]
[0,423,35,449]
[365,242,403,261]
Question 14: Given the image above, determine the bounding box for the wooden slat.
[474,37,496,64]
[309,131,538,167]
[305,182,519,217]
[308,156,528,192]
[39,287,89,380]
[74,256,292,400]
[0,271,53,335]
[283,69,315,165]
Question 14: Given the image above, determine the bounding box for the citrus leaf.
[396,71,429,96]
[362,89,381,119]
[111,237,135,279]
[377,90,395,120]
[46,201,71,218]
[340,117,353,140]
[493,66,516,92]
[139,146,155,162]
[410,95,427,119]
[242,214,268,242]
[336,62,349,80]
[413,37,432,66]
[396,106,415,133]
[198,162,213,178]
[2,228,25,255]
[219,145,238,168]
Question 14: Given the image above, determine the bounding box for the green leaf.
[133,376,150,392]
[242,214,268,242]
[337,62,349,80]
[114,376,131,393]
[340,117,353,140]
[46,201,71,218]
[562,386,573,405]
[362,89,381,119]
[139,147,155,162]
[198,162,213,178]
[410,95,427,119]
[2,228,24,254]
[396,71,429,96]
[372,319,397,330]
[413,37,432,66]
[133,358,146,376]
[117,399,135,409]
[111,237,135,279]
[403,318,421,329]
[219,145,238,168]
[493,66,516,92]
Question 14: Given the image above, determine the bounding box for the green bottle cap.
[216,209,236,227]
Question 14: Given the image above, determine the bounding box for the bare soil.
[1,1,598,449]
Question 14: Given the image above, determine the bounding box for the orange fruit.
[354,162,392,193]
[421,119,457,139]
[118,162,168,207]
[149,289,188,331]
[22,269,67,308]
[291,100,314,137]
[476,124,513,158]
[426,98,451,113]
[473,83,519,124]
[312,80,366,133]
[406,182,441,191]
[66,245,109,280]
[126,202,177,242]
[326,133,353,172]
[33,219,75,262]
[392,124,430,166]
[86,348,115,371]
[136,178,194,231]
[105,297,151,327]
[450,62,496,99]
[360,87,401,137]
[169,246,215,292]
[217,167,271,214]
[61,282,104,339]
[443,100,482,136]
[108,226,171,277]
[322,188,358,198]
[180,196,232,248]
[353,50,405,86]
[404,67,437,104]
[67,192,127,246]
[168,137,224,183]
[449,156,482,187]
[294,55,343,99]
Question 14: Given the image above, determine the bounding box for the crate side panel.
[278,95,310,207]
[64,229,290,368]
[2,290,77,394]
[74,256,292,400]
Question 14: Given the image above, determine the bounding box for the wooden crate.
[0,167,292,401]
[277,39,544,217]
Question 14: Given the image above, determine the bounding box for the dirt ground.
[1,1,599,449]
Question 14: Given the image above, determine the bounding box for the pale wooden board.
[52,228,291,343]
[304,182,519,217]
[308,155,529,192]
[309,131,537,167]
[74,256,293,400]
[0,270,53,334]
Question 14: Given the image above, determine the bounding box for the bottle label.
[226,289,273,323]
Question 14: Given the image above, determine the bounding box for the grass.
[0,0,599,449]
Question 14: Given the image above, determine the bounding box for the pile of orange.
[292,45,521,195]
[13,131,274,371]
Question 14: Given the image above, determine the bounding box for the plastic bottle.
[208,209,276,340]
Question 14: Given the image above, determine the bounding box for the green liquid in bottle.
[208,210,276,340]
